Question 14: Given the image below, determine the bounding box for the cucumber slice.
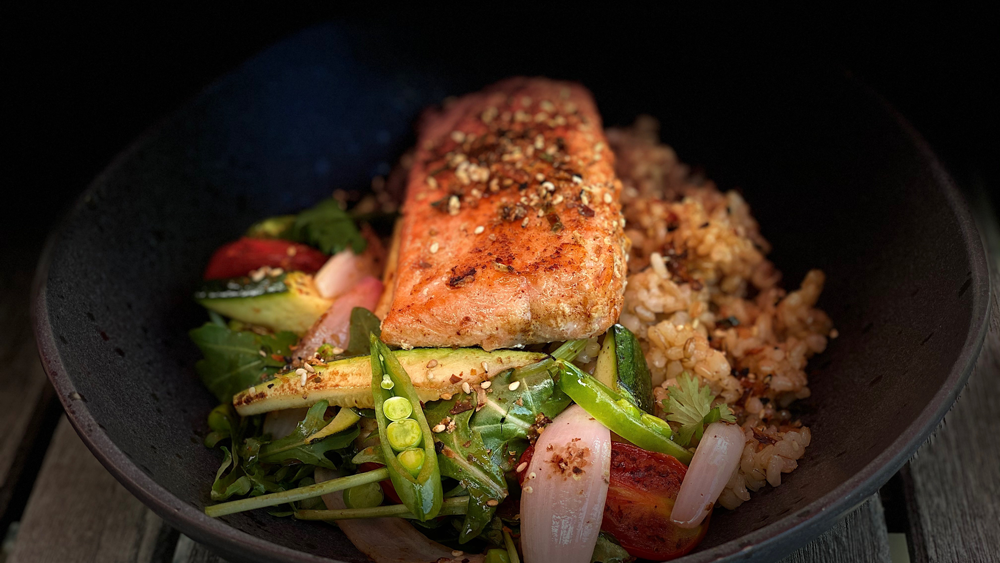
[196,272,332,335]
[592,325,655,413]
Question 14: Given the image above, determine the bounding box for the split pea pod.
[370,334,442,520]
[557,359,693,464]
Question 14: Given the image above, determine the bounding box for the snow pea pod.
[370,335,443,520]
[556,360,692,464]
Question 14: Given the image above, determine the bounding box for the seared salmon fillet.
[380,77,628,350]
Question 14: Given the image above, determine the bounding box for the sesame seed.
[486,499,499,507]
[572,174,583,184]
[430,242,439,254]
[448,195,460,215]
[270,268,283,277]
[541,181,555,192]
[427,176,438,189]
[516,462,528,472]
[529,471,536,479]
[258,350,266,357]
[509,381,521,391]
[481,381,492,389]
[474,225,485,234]
[604,192,612,204]
[552,194,564,205]
[248,386,255,395]
[523,486,534,494]
[433,424,447,433]
[426,359,438,368]
[462,382,471,394]
[441,393,453,400]
[451,131,465,143]
[250,268,266,282]
[521,217,530,228]
[481,361,489,373]
[303,363,315,373]
[295,368,307,376]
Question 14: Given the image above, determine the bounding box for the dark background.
[4,4,998,249]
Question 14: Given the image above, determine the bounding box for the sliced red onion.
[314,227,385,299]
[314,468,482,563]
[520,404,611,563]
[297,276,383,360]
[670,422,745,529]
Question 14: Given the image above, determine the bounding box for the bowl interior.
[35,22,987,563]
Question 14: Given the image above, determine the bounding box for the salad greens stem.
[503,528,521,563]
[204,467,389,518]
[294,496,470,521]
[551,339,589,362]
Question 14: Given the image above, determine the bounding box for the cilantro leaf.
[189,322,298,403]
[665,372,735,447]
[290,198,366,255]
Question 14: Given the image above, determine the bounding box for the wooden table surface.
[0,183,995,563]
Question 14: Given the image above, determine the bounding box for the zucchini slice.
[233,347,547,415]
[196,271,332,335]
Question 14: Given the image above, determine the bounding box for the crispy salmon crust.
[380,77,628,351]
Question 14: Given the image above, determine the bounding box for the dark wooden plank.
[7,417,177,563]
[172,535,228,563]
[779,496,892,563]
[0,241,61,529]
[902,183,1000,563]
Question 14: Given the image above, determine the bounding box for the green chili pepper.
[556,359,693,464]
[370,334,443,520]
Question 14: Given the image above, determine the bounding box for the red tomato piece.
[516,441,709,560]
[203,237,328,280]
[358,462,402,505]
[602,442,709,560]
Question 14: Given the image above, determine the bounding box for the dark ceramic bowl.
[32,22,990,563]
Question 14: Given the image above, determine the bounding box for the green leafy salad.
[190,198,735,563]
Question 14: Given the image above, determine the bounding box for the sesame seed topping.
[248,386,255,395]
[452,551,464,558]
[486,499,499,507]
[529,471,536,479]
[441,393,453,400]
[448,195,460,215]
[426,359,438,368]
[481,361,489,373]
[474,225,485,234]
[303,363,315,373]
[535,173,545,182]
[481,381,491,389]
[427,176,438,189]
[572,174,583,184]
[604,192,613,204]
[509,381,521,391]
[433,424,446,433]
[523,486,533,494]
[462,382,471,394]
[270,268,283,277]
[295,368,307,376]
[516,462,528,472]
[258,350,266,357]
[450,131,465,143]
[521,217,530,228]
[552,194,564,205]
[430,242,439,254]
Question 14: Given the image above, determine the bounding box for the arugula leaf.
[664,372,735,446]
[424,395,508,543]
[351,445,385,465]
[346,307,382,357]
[591,533,634,563]
[291,198,366,255]
[258,401,360,468]
[469,359,571,452]
[211,446,253,501]
[190,322,298,403]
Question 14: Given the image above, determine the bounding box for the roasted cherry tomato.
[602,442,708,560]
[203,237,328,280]
[516,441,709,561]
[358,462,403,505]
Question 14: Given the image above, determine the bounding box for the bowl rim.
[29,24,993,563]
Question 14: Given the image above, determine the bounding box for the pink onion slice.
[520,404,611,563]
[314,227,385,299]
[670,422,746,528]
[314,468,482,563]
[262,408,309,440]
[297,276,383,360]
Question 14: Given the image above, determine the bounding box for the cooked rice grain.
[610,118,834,510]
